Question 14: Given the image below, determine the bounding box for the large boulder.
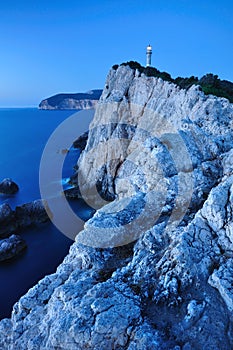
[15,199,49,228]
[0,200,50,238]
[0,178,19,195]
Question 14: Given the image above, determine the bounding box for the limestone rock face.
[77,65,232,213]
[1,65,233,349]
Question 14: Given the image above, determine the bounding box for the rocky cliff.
[39,89,102,110]
[1,65,233,349]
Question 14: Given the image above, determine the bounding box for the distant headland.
[39,89,103,110]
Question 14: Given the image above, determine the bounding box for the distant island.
[39,89,103,110]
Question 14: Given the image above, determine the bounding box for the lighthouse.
[146,44,152,67]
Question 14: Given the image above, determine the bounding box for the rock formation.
[39,90,102,110]
[73,131,89,151]
[1,64,233,349]
[0,200,49,238]
[0,178,19,195]
[0,203,17,238]
[0,234,26,262]
[0,200,49,261]
[14,199,50,229]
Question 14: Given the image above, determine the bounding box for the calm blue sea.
[0,108,93,319]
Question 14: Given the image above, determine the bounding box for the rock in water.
[1,64,233,349]
[0,200,49,264]
[0,178,19,195]
[0,200,50,238]
[0,234,26,262]
[0,203,16,238]
[15,199,50,228]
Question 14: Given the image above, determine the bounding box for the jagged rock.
[0,178,19,195]
[0,200,50,239]
[1,64,233,349]
[209,259,233,312]
[15,199,49,228]
[183,300,205,328]
[0,234,26,262]
[0,203,13,221]
[77,65,232,212]
[127,322,161,349]
[73,131,89,150]
[0,200,49,262]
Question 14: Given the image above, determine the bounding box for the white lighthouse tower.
[146,44,152,67]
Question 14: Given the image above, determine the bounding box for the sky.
[0,0,233,107]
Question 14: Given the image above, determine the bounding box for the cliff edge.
[1,65,233,349]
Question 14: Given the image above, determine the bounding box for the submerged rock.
[0,178,19,195]
[0,234,26,262]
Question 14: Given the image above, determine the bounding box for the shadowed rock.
[73,131,89,151]
[0,200,50,238]
[0,234,26,262]
[15,199,49,228]
[0,178,19,195]
[0,204,17,238]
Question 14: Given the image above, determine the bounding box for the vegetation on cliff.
[113,61,233,103]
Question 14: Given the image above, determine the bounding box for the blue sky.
[0,0,233,107]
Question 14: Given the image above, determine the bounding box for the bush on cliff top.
[112,61,233,103]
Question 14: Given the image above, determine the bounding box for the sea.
[0,108,94,320]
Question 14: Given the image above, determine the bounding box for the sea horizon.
[0,106,37,109]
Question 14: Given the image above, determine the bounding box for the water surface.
[0,108,93,319]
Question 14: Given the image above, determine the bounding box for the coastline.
[0,108,93,319]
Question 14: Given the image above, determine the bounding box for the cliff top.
[112,61,233,103]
